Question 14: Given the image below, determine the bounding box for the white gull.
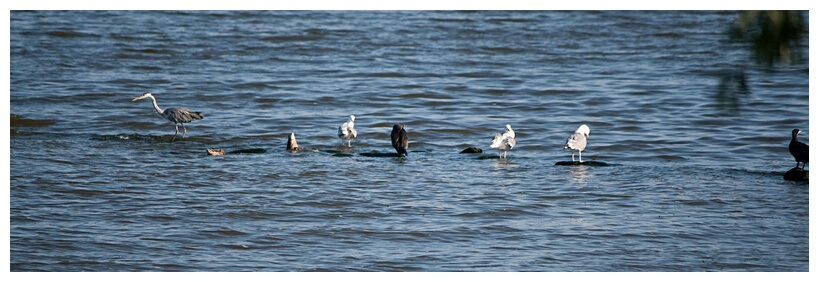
[338,115,357,147]
[564,124,590,162]
[490,124,516,158]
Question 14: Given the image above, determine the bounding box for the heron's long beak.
[132,96,144,101]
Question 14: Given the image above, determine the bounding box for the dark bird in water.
[391,124,408,156]
[132,92,203,141]
[206,148,225,156]
[789,129,809,169]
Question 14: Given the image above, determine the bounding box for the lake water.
[9,10,809,271]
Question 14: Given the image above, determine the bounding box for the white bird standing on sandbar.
[132,92,203,141]
[490,124,516,158]
[564,124,590,162]
[338,115,357,147]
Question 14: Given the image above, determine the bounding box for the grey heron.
[789,129,809,169]
[338,115,357,147]
[490,124,515,158]
[391,124,408,156]
[132,92,203,141]
[564,124,590,162]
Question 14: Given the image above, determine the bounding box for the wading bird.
[132,92,203,141]
[391,124,408,156]
[338,115,357,147]
[789,129,809,169]
[490,124,516,158]
[564,124,590,162]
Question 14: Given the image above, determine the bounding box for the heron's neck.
[148,96,164,114]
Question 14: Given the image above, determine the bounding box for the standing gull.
[132,92,203,141]
[789,129,809,169]
[490,124,516,158]
[564,124,590,162]
[391,124,408,156]
[338,115,357,147]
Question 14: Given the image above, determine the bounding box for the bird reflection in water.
[567,165,590,183]
[490,158,517,170]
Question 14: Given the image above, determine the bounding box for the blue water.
[9,10,809,271]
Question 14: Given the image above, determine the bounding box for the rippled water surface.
[10,11,809,271]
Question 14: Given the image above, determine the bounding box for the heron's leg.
[579,150,583,163]
[571,151,575,162]
[182,124,187,139]
[504,150,507,158]
[172,125,179,142]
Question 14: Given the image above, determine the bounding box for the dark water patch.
[236,82,278,90]
[54,188,110,197]
[588,193,635,200]
[532,89,588,96]
[145,215,181,221]
[656,155,687,161]
[45,30,98,38]
[537,194,579,201]
[397,92,454,100]
[555,161,612,166]
[477,155,502,160]
[454,71,502,78]
[260,33,324,43]
[481,46,527,54]
[221,244,251,250]
[131,65,164,71]
[361,72,414,78]
[110,33,139,41]
[10,114,57,127]
[430,17,475,23]
[654,32,685,38]
[124,48,173,55]
[201,229,249,238]
[360,151,403,158]
[728,168,798,179]
[90,133,168,142]
[482,88,510,95]
[678,199,725,206]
